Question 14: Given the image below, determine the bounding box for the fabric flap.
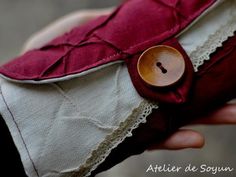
[0,0,216,84]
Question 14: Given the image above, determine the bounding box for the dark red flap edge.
[0,0,216,84]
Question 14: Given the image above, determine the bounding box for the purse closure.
[126,38,194,104]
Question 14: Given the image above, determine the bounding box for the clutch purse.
[0,0,236,176]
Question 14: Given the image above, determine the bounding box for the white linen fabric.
[0,0,236,177]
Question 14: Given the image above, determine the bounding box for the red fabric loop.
[125,38,194,104]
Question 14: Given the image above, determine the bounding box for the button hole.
[162,69,167,74]
[156,62,162,67]
[156,62,168,74]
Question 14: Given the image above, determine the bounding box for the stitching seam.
[0,86,40,177]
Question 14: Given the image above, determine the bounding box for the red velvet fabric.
[0,0,215,82]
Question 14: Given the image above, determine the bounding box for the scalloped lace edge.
[190,17,236,72]
[60,100,158,177]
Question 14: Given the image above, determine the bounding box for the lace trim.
[60,100,158,177]
[190,17,236,71]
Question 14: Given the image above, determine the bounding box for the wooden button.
[137,45,185,87]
